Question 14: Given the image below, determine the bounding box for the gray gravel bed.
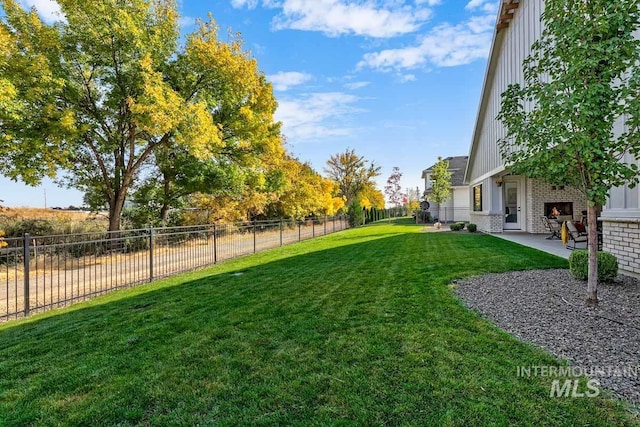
[454,269,640,407]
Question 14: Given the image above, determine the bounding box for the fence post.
[280,219,283,247]
[312,219,315,238]
[213,224,217,264]
[324,216,327,235]
[332,216,335,233]
[148,227,154,282]
[253,221,257,253]
[298,221,301,241]
[23,233,30,316]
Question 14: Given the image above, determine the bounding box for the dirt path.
[1,221,343,319]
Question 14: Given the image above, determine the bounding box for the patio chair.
[565,221,588,250]
[541,216,561,240]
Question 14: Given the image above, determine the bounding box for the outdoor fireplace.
[544,202,573,219]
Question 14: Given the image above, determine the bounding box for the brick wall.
[470,213,503,233]
[602,220,640,275]
[526,179,587,234]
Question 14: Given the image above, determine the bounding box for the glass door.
[503,180,521,230]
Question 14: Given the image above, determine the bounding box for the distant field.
[0,207,105,223]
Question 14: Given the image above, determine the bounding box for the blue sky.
[1,0,499,208]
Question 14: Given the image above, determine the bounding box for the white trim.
[467,166,507,186]
[464,21,506,185]
[600,209,640,220]
[600,214,640,223]
[503,176,523,230]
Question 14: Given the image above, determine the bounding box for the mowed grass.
[0,220,636,426]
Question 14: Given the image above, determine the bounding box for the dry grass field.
[0,207,106,223]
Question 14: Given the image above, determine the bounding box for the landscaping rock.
[454,269,640,408]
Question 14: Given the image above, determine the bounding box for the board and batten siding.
[467,0,543,186]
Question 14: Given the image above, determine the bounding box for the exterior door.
[503,180,521,230]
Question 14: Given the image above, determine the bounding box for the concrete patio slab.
[489,232,573,259]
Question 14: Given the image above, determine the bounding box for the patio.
[490,232,572,259]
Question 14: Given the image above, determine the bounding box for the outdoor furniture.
[565,221,588,250]
[541,216,561,240]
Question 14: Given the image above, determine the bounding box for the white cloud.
[178,16,196,28]
[268,71,313,91]
[18,0,62,23]
[276,92,361,141]
[466,0,498,14]
[358,10,495,70]
[233,0,433,38]
[398,74,416,82]
[231,0,259,9]
[344,81,371,90]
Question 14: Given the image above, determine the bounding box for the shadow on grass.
[1,230,632,426]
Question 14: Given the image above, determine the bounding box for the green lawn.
[0,220,636,426]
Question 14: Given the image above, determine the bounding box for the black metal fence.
[0,216,348,321]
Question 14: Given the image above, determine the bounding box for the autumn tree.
[384,167,405,212]
[325,148,381,206]
[0,0,281,231]
[264,155,343,220]
[497,0,640,306]
[429,157,452,222]
[359,183,385,210]
[405,187,421,211]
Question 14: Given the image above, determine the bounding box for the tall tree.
[429,157,452,222]
[263,155,343,220]
[405,186,421,211]
[497,0,640,306]
[359,183,385,210]
[0,0,281,231]
[384,166,404,209]
[324,148,381,206]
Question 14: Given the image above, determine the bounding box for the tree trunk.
[160,204,170,223]
[160,169,172,223]
[586,204,599,307]
[107,191,127,232]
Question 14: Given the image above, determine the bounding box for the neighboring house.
[464,0,640,276]
[422,156,469,222]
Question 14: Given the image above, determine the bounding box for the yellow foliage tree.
[0,0,282,231]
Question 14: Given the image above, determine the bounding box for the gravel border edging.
[454,268,640,407]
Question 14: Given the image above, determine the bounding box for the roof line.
[464,1,521,184]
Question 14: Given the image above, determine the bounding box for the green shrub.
[449,223,464,231]
[456,222,465,230]
[4,219,55,237]
[347,202,364,228]
[568,251,618,282]
[467,223,477,232]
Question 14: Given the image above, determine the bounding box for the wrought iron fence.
[0,216,348,320]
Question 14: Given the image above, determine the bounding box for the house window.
[473,184,482,212]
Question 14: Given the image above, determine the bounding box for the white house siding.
[452,187,470,222]
[429,188,470,223]
[466,0,545,232]
[602,151,640,275]
[466,0,543,188]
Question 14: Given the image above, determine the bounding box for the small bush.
[456,222,465,230]
[568,251,618,282]
[467,223,477,232]
[347,202,364,228]
[449,223,464,231]
[4,219,55,237]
